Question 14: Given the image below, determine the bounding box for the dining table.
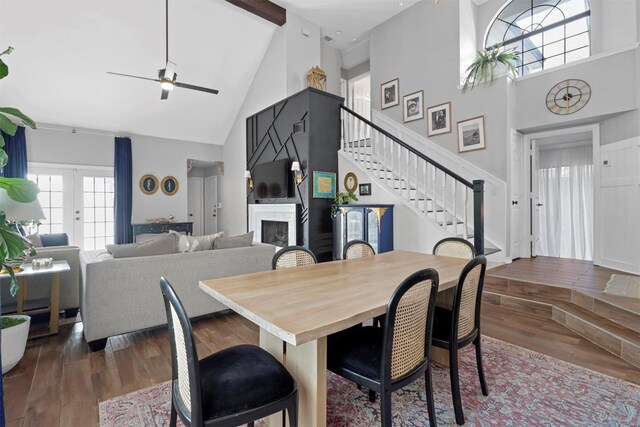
[199,249,479,427]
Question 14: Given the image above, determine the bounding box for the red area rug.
[99,337,640,426]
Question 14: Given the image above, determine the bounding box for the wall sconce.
[244,170,253,190]
[291,161,303,185]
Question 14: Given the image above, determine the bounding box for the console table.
[132,222,193,242]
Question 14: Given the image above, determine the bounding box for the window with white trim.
[485,0,591,76]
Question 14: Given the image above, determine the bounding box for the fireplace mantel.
[248,204,297,248]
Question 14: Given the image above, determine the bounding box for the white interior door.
[73,169,115,250]
[188,177,204,236]
[204,176,218,234]
[509,130,524,260]
[530,141,541,257]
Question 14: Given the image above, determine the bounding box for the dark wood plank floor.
[4,306,640,427]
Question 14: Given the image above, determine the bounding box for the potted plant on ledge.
[0,46,39,377]
[462,44,519,92]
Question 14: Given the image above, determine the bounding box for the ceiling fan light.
[161,79,175,90]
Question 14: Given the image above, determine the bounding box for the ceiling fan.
[107,0,219,100]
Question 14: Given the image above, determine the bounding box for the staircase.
[340,106,500,256]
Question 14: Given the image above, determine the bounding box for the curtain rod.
[35,125,130,139]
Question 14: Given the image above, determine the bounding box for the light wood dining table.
[199,250,474,427]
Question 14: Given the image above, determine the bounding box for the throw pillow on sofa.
[26,234,43,248]
[194,231,224,250]
[213,231,254,249]
[106,233,178,258]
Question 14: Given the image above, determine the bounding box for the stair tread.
[484,288,640,343]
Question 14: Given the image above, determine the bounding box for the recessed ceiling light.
[335,30,342,35]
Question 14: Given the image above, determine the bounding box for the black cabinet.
[132,222,193,242]
[333,205,394,259]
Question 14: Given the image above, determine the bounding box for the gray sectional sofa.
[80,243,275,351]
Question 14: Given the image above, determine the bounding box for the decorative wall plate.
[161,176,179,196]
[344,172,358,193]
[139,174,159,195]
[546,79,591,115]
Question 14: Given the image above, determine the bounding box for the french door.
[28,164,114,250]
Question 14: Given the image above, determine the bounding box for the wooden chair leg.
[474,336,489,396]
[169,401,177,427]
[369,389,376,403]
[380,389,393,427]
[425,364,437,427]
[449,346,465,425]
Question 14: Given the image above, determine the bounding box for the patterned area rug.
[604,274,640,299]
[99,337,640,426]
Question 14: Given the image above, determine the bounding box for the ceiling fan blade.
[161,89,169,100]
[174,81,219,94]
[107,71,161,83]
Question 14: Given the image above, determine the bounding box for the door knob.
[512,200,518,205]
[536,203,543,207]
[189,213,193,217]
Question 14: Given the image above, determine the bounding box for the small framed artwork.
[161,176,179,196]
[312,171,336,199]
[427,102,451,136]
[457,116,486,153]
[344,172,358,193]
[403,90,424,123]
[359,183,372,196]
[139,174,158,195]
[381,78,400,110]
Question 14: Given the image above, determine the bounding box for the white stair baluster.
[452,180,457,237]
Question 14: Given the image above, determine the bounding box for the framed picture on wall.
[457,116,486,153]
[359,183,372,196]
[139,174,159,195]
[312,171,336,199]
[161,176,179,195]
[427,102,451,136]
[380,78,400,109]
[403,90,424,123]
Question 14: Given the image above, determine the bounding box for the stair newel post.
[452,180,457,237]
[463,186,469,239]
[423,160,428,214]
[441,173,447,229]
[432,167,438,222]
[414,154,419,210]
[341,108,346,152]
[473,179,485,255]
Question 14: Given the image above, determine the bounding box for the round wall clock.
[546,79,591,115]
[161,176,179,196]
[139,174,158,195]
[344,172,358,193]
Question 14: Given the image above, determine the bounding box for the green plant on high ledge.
[0,46,39,297]
[462,44,519,92]
[331,191,358,219]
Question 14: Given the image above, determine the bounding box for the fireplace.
[261,220,289,247]
[248,204,297,248]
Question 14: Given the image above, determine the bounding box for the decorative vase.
[1,315,31,374]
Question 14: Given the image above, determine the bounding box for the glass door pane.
[367,210,379,253]
[77,173,115,250]
[345,209,364,243]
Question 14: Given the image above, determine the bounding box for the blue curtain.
[0,126,28,178]
[114,137,133,244]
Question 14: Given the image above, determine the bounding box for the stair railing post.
[473,179,485,255]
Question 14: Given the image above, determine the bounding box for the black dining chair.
[343,239,376,259]
[160,277,298,427]
[431,256,488,425]
[433,237,476,259]
[328,269,440,427]
[272,246,317,270]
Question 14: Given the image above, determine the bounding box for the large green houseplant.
[0,46,38,386]
[462,44,519,92]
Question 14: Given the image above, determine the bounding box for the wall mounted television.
[253,158,290,200]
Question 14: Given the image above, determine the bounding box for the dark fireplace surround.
[261,220,289,247]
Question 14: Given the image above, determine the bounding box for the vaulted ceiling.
[0,0,276,145]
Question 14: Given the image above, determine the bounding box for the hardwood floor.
[4,305,640,426]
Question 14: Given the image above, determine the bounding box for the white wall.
[219,28,287,236]
[321,40,342,97]
[285,11,322,95]
[25,126,222,224]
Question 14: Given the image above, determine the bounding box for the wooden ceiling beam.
[225,0,286,26]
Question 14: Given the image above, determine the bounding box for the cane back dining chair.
[328,269,440,427]
[433,237,476,260]
[160,278,298,427]
[343,239,376,259]
[431,256,488,425]
[272,246,317,270]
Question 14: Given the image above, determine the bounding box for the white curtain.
[537,145,593,260]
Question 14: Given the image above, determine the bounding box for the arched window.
[485,0,590,76]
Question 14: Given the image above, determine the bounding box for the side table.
[1,260,71,338]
